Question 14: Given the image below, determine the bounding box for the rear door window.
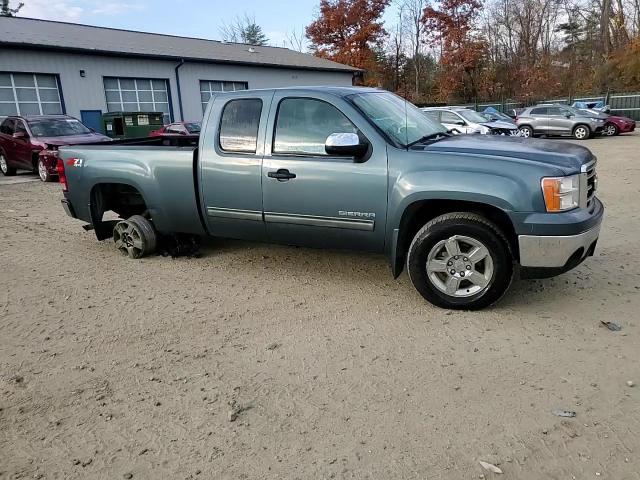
[14,120,28,136]
[166,124,184,134]
[530,107,548,115]
[219,98,262,153]
[0,118,15,135]
[422,111,440,122]
[441,111,464,125]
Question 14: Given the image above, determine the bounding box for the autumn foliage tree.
[422,0,487,101]
[304,0,640,103]
[306,0,391,83]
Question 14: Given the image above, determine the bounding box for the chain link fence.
[457,92,640,121]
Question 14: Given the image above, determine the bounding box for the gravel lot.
[1,133,639,479]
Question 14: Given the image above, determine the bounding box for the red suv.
[0,115,111,181]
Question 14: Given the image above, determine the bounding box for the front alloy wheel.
[407,212,513,310]
[573,125,590,140]
[519,126,533,138]
[604,124,618,136]
[38,158,52,182]
[426,235,494,298]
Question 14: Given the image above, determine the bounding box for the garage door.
[0,73,63,116]
[104,77,171,121]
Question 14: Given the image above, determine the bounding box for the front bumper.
[619,122,636,133]
[518,199,604,279]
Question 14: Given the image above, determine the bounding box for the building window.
[104,77,171,121]
[0,73,63,116]
[200,80,248,112]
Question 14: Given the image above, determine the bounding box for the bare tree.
[284,27,307,52]
[220,14,269,45]
[386,5,406,91]
[1,0,24,16]
[403,0,428,97]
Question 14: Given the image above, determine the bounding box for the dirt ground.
[1,133,639,480]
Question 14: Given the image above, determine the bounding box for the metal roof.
[0,17,359,73]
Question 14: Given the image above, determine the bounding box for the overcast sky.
[19,0,400,49]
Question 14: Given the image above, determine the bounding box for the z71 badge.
[66,158,84,167]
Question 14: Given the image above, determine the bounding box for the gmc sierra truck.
[58,87,603,310]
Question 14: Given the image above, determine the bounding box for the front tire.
[407,213,514,310]
[113,215,157,259]
[0,152,17,176]
[573,125,590,140]
[604,123,618,136]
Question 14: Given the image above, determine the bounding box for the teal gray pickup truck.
[58,87,603,310]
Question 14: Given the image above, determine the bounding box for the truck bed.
[60,142,207,236]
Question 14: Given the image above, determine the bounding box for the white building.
[0,17,358,131]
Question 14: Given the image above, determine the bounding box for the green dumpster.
[102,112,165,139]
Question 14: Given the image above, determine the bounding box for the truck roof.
[215,85,380,97]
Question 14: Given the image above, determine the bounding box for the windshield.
[27,118,91,137]
[348,91,447,147]
[485,111,511,121]
[458,109,490,124]
[185,122,201,133]
[556,106,583,116]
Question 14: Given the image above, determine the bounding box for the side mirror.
[565,114,573,119]
[325,132,368,158]
[13,131,27,139]
[455,120,466,126]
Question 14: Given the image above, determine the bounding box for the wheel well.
[394,199,518,276]
[31,151,40,170]
[90,183,149,240]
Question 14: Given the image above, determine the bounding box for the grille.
[585,160,597,207]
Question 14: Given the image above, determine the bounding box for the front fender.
[386,170,531,277]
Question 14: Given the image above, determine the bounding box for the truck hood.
[423,135,593,171]
[38,133,112,146]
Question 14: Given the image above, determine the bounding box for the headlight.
[541,175,580,212]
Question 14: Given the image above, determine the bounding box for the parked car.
[0,115,111,181]
[421,106,520,136]
[571,101,610,113]
[150,121,201,137]
[59,87,603,310]
[515,104,605,139]
[482,106,517,123]
[576,109,636,136]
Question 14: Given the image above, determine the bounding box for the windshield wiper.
[407,131,451,147]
